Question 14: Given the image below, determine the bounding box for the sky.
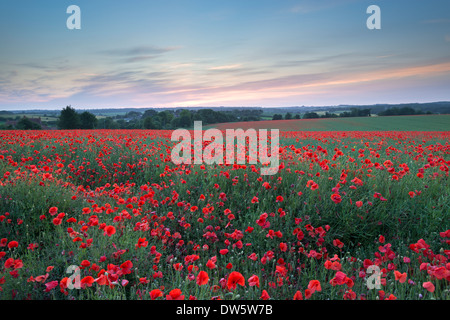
[0,0,450,110]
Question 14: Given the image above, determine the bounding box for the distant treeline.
[377,106,433,116]
[2,102,447,130]
[272,108,372,120]
[118,108,263,129]
[363,102,450,115]
[5,117,43,130]
[55,106,264,130]
[266,101,450,116]
[271,106,436,120]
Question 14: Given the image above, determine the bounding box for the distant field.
[0,114,58,122]
[0,113,109,129]
[205,114,450,131]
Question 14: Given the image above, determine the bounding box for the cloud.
[97,45,181,64]
[99,45,179,57]
[205,64,271,76]
[208,64,242,71]
[71,69,172,100]
[155,61,450,107]
[123,55,158,63]
[272,53,352,68]
[12,61,72,73]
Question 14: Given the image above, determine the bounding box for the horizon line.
[2,100,450,112]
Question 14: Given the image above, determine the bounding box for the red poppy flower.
[80,276,95,288]
[293,291,303,300]
[104,225,116,237]
[196,271,209,286]
[49,207,58,215]
[206,258,217,269]
[304,289,312,299]
[150,289,163,300]
[120,260,133,274]
[166,288,184,300]
[7,241,18,249]
[226,271,245,290]
[136,237,148,248]
[331,193,342,204]
[44,280,59,292]
[343,290,357,300]
[260,290,270,300]
[173,263,183,271]
[423,281,435,293]
[394,271,407,283]
[333,239,344,248]
[308,280,322,293]
[35,273,49,283]
[248,275,260,288]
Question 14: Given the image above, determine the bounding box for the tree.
[272,114,283,120]
[377,107,418,116]
[177,109,192,128]
[102,117,119,129]
[303,112,319,119]
[142,109,158,118]
[125,111,142,119]
[143,116,156,129]
[16,117,41,130]
[58,106,80,129]
[285,112,292,120]
[321,112,338,118]
[154,111,173,128]
[197,109,218,124]
[80,111,98,129]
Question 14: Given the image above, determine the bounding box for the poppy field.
[0,129,449,300]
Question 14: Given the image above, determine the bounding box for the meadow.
[0,121,449,300]
[206,114,450,132]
